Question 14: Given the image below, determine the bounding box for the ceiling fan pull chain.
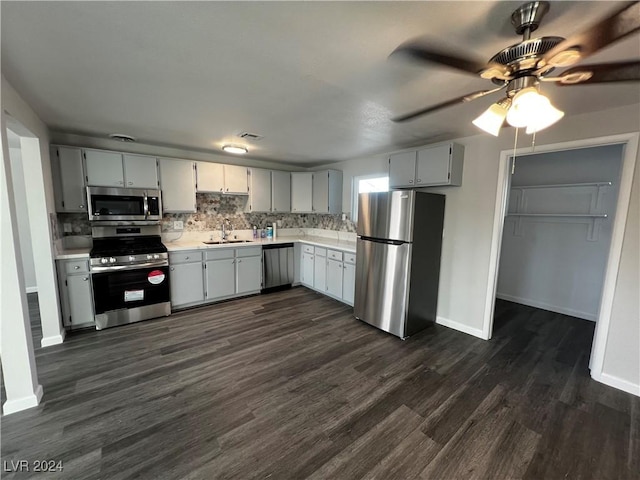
[531,130,537,152]
[512,127,519,175]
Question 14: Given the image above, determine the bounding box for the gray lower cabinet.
[298,244,355,306]
[56,259,95,329]
[342,262,356,306]
[170,247,261,308]
[206,258,236,300]
[170,261,205,308]
[236,255,262,294]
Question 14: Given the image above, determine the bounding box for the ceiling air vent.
[237,132,264,141]
[108,133,137,142]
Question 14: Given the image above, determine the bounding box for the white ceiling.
[2,1,639,165]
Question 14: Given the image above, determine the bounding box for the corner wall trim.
[495,293,596,322]
[40,329,65,348]
[436,316,487,340]
[2,384,43,415]
[591,371,640,397]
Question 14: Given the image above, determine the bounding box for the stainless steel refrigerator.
[354,190,445,339]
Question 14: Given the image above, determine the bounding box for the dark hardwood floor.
[2,288,638,479]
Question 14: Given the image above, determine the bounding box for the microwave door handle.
[143,192,149,219]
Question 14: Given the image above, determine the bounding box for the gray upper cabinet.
[51,145,87,213]
[389,151,418,188]
[247,168,272,212]
[224,165,249,195]
[196,162,248,195]
[84,149,124,187]
[123,154,158,188]
[312,169,343,214]
[291,172,313,213]
[271,170,291,213]
[85,149,158,189]
[390,143,464,188]
[416,143,464,186]
[196,162,224,192]
[159,158,197,212]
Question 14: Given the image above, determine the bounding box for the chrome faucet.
[221,218,233,242]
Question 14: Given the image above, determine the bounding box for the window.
[352,175,389,223]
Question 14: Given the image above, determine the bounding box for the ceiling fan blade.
[540,2,640,69]
[556,60,640,85]
[392,87,505,123]
[391,40,511,80]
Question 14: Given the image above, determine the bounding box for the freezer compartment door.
[354,238,411,338]
[356,191,415,242]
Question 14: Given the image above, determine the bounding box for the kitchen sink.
[202,240,253,245]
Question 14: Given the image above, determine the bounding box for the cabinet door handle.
[74,265,80,270]
[232,260,235,264]
[171,267,175,271]
[83,277,88,281]
[118,181,124,185]
[238,259,242,263]
[185,256,189,260]
[226,188,229,192]
[417,179,422,183]
[79,204,84,209]
[409,180,414,184]
[128,181,133,185]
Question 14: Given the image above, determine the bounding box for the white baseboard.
[25,286,38,294]
[40,329,66,348]
[2,384,43,415]
[496,293,596,321]
[436,316,487,340]
[591,371,640,397]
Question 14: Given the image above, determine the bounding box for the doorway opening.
[483,133,639,394]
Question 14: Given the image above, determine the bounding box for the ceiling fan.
[391,1,640,136]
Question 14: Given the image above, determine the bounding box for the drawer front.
[204,249,235,261]
[327,249,343,261]
[236,246,262,258]
[63,259,89,274]
[315,247,327,257]
[169,251,203,264]
[344,253,356,264]
[302,244,314,254]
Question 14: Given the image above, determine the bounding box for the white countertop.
[55,234,356,260]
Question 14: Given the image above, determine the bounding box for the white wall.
[8,137,38,292]
[2,75,65,347]
[319,103,640,391]
[497,145,623,321]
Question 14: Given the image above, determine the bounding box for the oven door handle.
[91,261,168,273]
[143,192,149,219]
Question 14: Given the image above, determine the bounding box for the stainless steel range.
[89,224,171,330]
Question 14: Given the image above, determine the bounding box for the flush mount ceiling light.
[222,145,248,154]
[108,133,136,142]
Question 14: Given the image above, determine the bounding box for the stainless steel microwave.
[87,187,162,222]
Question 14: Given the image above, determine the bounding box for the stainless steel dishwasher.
[262,243,295,292]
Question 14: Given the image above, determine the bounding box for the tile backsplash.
[58,193,356,236]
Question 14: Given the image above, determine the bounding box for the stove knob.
[101,258,108,264]
[153,254,160,260]
[109,257,116,263]
[147,254,153,260]
[129,256,135,261]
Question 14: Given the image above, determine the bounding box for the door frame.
[482,132,639,392]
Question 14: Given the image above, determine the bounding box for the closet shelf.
[511,181,611,190]
[506,213,607,218]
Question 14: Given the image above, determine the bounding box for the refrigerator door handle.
[359,236,406,246]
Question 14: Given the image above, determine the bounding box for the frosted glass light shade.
[472,99,511,136]
[505,87,564,133]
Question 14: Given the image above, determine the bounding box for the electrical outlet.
[173,221,184,231]
[341,213,347,221]
[277,219,282,227]
[63,223,72,233]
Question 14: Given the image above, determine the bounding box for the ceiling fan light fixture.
[222,144,248,154]
[525,102,564,134]
[472,98,512,136]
